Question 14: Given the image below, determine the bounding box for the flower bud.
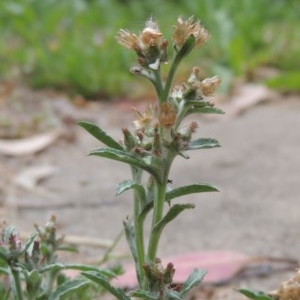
[200,76,221,96]
[173,16,210,51]
[159,103,177,128]
[122,128,137,150]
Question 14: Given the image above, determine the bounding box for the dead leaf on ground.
[218,84,277,117]
[0,129,62,156]
[13,164,59,191]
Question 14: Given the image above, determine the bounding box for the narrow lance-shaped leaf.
[23,269,42,299]
[77,121,123,150]
[166,290,181,300]
[123,219,137,264]
[186,100,225,115]
[0,248,10,263]
[116,180,146,199]
[22,233,38,254]
[139,183,218,220]
[49,279,89,300]
[180,269,207,297]
[152,204,195,236]
[82,271,131,300]
[39,262,65,274]
[65,265,116,278]
[123,219,142,285]
[188,138,220,150]
[238,289,274,300]
[166,183,219,202]
[89,148,161,182]
[40,263,117,278]
[189,106,225,115]
[129,290,159,300]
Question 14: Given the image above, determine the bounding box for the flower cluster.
[80,16,223,300]
[116,16,210,70]
[116,18,168,69]
[172,16,210,51]
[117,17,221,160]
[185,67,221,98]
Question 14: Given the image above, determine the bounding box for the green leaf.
[2,226,16,244]
[123,219,142,284]
[139,183,218,221]
[89,148,160,181]
[190,106,225,114]
[82,271,131,300]
[65,264,117,278]
[186,100,225,115]
[0,266,9,275]
[177,151,189,159]
[188,138,220,150]
[166,290,181,300]
[123,219,137,261]
[49,279,89,300]
[180,269,207,297]
[22,233,38,254]
[39,263,65,274]
[57,244,78,253]
[153,204,194,235]
[166,183,219,201]
[24,269,42,299]
[238,289,274,300]
[130,290,158,300]
[115,180,146,199]
[40,263,116,278]
[77,121,123,150]
[0,247,10,263]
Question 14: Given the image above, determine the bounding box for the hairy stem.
[132,168,145,286]
[152,69,164,103]
[147,181,166,262]
[134,193,145,286]
[161,54,182,103]
[11,268,23,300]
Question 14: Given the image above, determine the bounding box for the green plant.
[0,216,122,300]
[79,16,223,299]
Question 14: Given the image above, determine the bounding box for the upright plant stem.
[161,55,182,103]
[11,268,23,300]
[134,192,145,285]
[132,168,145,286]
[151,69,164,103]
[147,181,166,262]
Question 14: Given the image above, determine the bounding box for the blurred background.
[1,0,299,99]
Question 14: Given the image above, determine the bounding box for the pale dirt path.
[1,92,300,299]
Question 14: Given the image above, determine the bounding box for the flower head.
[185,67,221,98]
[116,29,140,50]
[173,16,210,51]
[200,76,221,96]
[159,103,177,128]
[140,18,163,47]
[133,104,154,131]
[116,18,166,67]
[170,85,184,101]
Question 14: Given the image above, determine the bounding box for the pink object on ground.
[113,251,249,288]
